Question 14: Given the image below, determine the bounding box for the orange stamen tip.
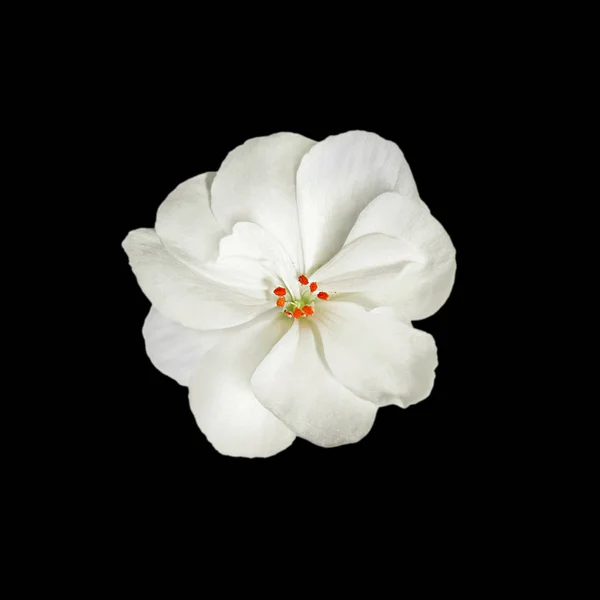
[273,287,286,297]
[276,297,285,307]
[293,307,303,319]
[284,310,292,316]
[302,306,314,316]
[298,275,309,285]
[309,282,318,292]
[317,292,329,300]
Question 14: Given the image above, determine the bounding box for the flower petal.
[188,310,295,458]
[142,306,224,386]
[217,221,301,299]
[310,232,420,295]
[251,320,377,447]
[210,132,315,273]
[296,131,419,273]
[155,172,224,267]
[122,228,272,330]
[313,302,438,408]
[318,192,456,320]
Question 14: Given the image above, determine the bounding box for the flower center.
[273,275,330,319]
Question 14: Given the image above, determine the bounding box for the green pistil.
[285,293,315,314]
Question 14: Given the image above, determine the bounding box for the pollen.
[277,277,326,317]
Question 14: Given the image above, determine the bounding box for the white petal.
[142,306,224,386]
[252,320,377,447]
[314,302,438,408]
[210,132,315,273]
[296,131,419,273]
[216,222,301,298]
[311,232,420,294]
[189,310,295,458]
[328,192,456,320]
[122,228,272,330]
[155,172,225,267]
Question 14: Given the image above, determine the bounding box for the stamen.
[277,279,324,318]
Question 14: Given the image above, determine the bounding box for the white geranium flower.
[123,131,456,458]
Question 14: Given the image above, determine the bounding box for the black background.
[104,70,483,489]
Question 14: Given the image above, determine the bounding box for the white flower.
[123,131,456,458]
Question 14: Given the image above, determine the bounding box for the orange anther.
[284,310,292,316]
[276,297,285,307]
[302,306,314,316]
[293,307,303,319]
[273,287,287,296]
[298,275,309,285]
[317,292,329,300]
[309,282,318,293]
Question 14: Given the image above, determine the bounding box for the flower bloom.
[123,131,456,457]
